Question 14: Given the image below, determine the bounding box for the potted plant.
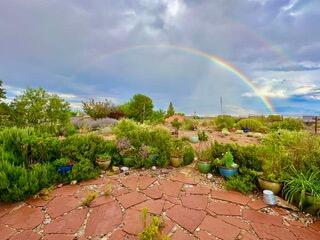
[96,153,112,170]
[257,145,284,195]
[197,148,212,174]
[170,140,184,167]
[216,151,239,178]
[283,167,320,215]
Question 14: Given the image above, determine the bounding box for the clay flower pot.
[198,161,211,173]
[258,177,282,195]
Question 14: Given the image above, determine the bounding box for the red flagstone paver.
[79,177,106,186]
[169,173,197,185]
[120,175,139,190]
[117,192,148,209]
[133,199,165,215]
[109,229,127,240]
[162,217,175,235]
[44,208,88,234]
[159,180,183,197]
[47,195,79,219]
[0,225,16,240]
[0,202,21,218]
[42,234,74,240]
[163,195,181,205]
[112,186,131,197]
[194,230,216,240]
[199,215,241,240]
[310,220,320,231]
[218,216,251,230]
[166,205,206,233]
[85,200,122,237]
[171,228,195,240]
[10,230,41,240]
[288,225,320,240]
[0,206,44,230]
[243,209,283,226]
[143,185,163,199]
[238,230,259,240]
[123,209,146,235]
[51,184,80,197]
[91,195,114,207]
[247,199,267,210]
[207,201,242,216]
[163,201,175,210]
[138,176,157,190]
[211,190,250,205]
[252,222,297,240]
[26,196,55,207]
[181,195,208,210]
[185,185,210,195]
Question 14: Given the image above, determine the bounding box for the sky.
[0,0,320,115]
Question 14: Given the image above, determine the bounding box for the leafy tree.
[82,98,114,119]
[166,102,175,117]
[0,80,6,101]
[10,88,71,134]
[127,94,153,122]
[0,80,11,126]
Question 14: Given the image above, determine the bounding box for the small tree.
[10,88,71,134]
[127,94,153,123]
[0,80,10,126]
[166,102,175,117]
[0,80,6,101]
[171,118,182,136]
[82,98,114,119]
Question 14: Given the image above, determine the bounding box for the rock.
[58,184,63,188]
[125,172,129,176]
[70,180,77,185]
[151,166,157,171]
[120,166,129,172]
[43,218,51,225]
[207,173,213,179]
[276,196,299,211]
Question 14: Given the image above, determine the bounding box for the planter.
[304,194,320,216]
[198,161,211,173]
[95,158,111,170]
[258,177,282,195]
[218,166,238,178]
[189,136,199,143]
[57,164,73,174]
[171,157,182,167]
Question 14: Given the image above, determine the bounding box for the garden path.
[0,169,319,240]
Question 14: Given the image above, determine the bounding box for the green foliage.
[214,115,236,130]
[147,110,166,125]
[182,145,195,166]
[71,158,99,181]
[0,160,56,202]
[266,115,282,122]
[215,151,236,168]
[270,118,304,131]
[182,119,197,131]
[127,94,154,122]
[82,98,114,119]
[235,118,267,132]
[0,80,6,100]
[10,88,71,135]
[61,134,112,162]
[226,168,258,194]
[171,119,182,130]
[166,102,175,117]
[197,131,208,141]
[81,192,98,207]
[283,167,320,210]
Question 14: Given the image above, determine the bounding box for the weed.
[82,192,98,207]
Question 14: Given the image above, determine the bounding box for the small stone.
[196,227,200,232]
[58,184,63,188]
[70,180,77,185]
[43,218,51,225]
[207,173,213,179]
[120,166,129,172]
[151,166,157,170]
[125,172,129,176]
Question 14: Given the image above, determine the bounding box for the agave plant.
[283,166,320,209]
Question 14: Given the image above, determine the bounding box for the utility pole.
[220,96,223,115]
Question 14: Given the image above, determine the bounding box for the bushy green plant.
[147,110,166,125]
[198,131,208,141]
[283,167,320,210]
[166,102,175,118]
[235,118,267,133]
[71,158,99,181]
[266,115,282,122]
[226,168,257,194]
[270,118,304,131]
[214,115,236,130]
[182,119,197,131]
[82,98,114,119]
[182,145,195,166]
[126,94,154,123]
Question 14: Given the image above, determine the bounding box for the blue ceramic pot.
[218,166,238,178]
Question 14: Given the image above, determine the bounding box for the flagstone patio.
[0,169,319,240]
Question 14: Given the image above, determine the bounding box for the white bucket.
[263,190,276,205]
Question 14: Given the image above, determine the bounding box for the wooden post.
[315,116,318,134]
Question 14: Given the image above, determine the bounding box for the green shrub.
[270,118,304,131]
[266,115,282,122]
[183,119,197,131]
[225,168,258,194]
[235,119,267,132]
[126,94,154,123]
[198,131,208,141]
[213,115,236,130]
[61,134,111,162]
[182,144,195,166]
[71,158,99,181]
[82,98,114,119]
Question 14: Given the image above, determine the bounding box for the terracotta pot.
[258,177,282,195]
[171,157,182,167]
[197,161,211,173]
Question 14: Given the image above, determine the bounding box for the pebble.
[70,180,77,185]
[120,166,129,172]
[151,166,157,170]
[43,218,51,225]
[112,166,120,173]
[58,184,63,188]
[207,173,213,179]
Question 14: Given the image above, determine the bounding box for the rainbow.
[94,44,275,113]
